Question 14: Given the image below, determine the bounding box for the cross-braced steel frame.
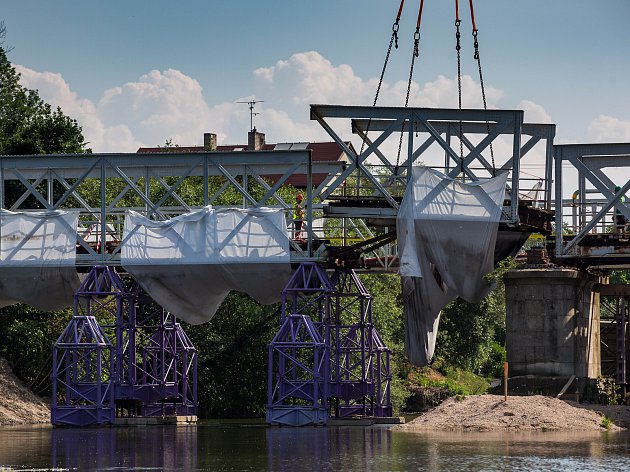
[51,266,198,426]
[328,269,392,418]
[267,312,330,426]
[311,104,555,221]
[311,105,554,271]
[0,150,328,264]
[51,314,115,426]
[553,143,630,264]
[267,262,392,426]
[599,292,629,395]
[129,286,198,417]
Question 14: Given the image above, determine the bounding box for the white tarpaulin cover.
[398,167,508,365]
[0,209,80,310]
[121,206,292,325]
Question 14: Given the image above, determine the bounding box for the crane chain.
[473,30,496,176]
[358,20,400,195]
[456,19,464,177]
[395,30,421,171]
[360,22,399,156]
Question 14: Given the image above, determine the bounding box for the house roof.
[137,141,354,187]
[137,141,353,159]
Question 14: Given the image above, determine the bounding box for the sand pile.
[399,394,627,432]
[0,357,50,425]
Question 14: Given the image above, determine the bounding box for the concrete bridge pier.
[504,268,603,398]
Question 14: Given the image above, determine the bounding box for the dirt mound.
[566,401,630,429]
[0,357,50,425]
[399,394,626,432]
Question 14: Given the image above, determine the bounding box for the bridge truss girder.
[554,143,630,263]
[351,118,556,212]
[310,104,549,224]
[0,150,336,265]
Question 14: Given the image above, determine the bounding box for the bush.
[596,376,621,405]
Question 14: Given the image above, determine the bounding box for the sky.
[2,0,630,165]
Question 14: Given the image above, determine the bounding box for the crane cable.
[469,0,496,176]
[360,0,405,156]
[455,0,464,177]
[358,0,405,194]
[395,0,425,171]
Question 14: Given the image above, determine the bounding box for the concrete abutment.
[504,268,602,395]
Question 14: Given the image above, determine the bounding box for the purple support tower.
[267,313,329,426]
[267,263,392,425]
[51,318,115,426]
[131,285,198,417]
[51,266,125,426]
[267,263,333,426]
[329,269,392,418]
[51,266,197,426]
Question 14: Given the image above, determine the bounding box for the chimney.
[248,128,265,151]
[203,132,217,151]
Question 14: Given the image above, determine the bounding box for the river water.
[0,423,629,471]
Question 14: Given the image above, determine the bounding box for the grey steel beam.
[311,104,522,122]
[0,150,333,180]
[352,119,555,138]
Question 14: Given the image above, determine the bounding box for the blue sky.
[2,0,629,154]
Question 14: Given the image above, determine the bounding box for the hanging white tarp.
[0,209,80,310]
[398,167,508,365]
[121,206,292,324]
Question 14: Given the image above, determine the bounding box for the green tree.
[184,293,280,417]
[434,259,518,377]
[0,29,90,393]
[0,305,72,395]
[0,42,89,155]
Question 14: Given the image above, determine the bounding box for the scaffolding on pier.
[267,263,392,426]
[51,266,198,426]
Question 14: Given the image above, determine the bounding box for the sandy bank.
[398,394,629,432]
[0,357,50,425]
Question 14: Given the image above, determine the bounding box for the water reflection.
[389,431,630,472]
[266,427,393,471]
[51,426,198,470]
[0,424,628,471]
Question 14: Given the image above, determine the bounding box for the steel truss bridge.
[1,104,629,271]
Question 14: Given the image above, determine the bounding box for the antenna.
[236,99,264,132]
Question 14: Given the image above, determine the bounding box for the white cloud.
[518,100,552,124]
[15,50,552,158]
[587,115,630,142]
[254,52,504,111]
[16,65,142,151]
[96,69,213,147]
[254,51,376,107]
[414,74,503,108]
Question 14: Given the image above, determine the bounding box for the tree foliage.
[184,294,280,417]
[0,45,89,155]
[0,32,89,394]
[0,305,72,395]
[433,259,518,377]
